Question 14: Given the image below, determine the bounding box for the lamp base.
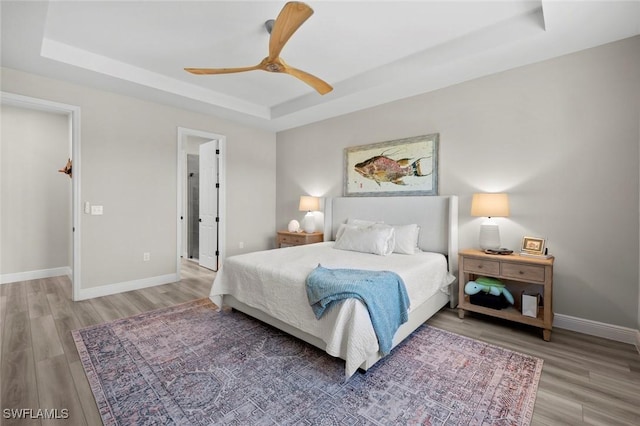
[302,212,315,233]
[479,220,501,250]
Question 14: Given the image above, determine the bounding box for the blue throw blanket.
[305,265,410,355]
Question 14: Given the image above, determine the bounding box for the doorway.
[177,128,226,275]
[0,92,81,299]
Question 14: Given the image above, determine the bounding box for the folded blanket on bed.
[305,265,410,355]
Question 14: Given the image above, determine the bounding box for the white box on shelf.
[522,293,539,318]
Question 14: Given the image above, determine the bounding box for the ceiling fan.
[185,1,333,95]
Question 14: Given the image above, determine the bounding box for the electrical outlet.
[143,252,150,261]
[239,242,244,249]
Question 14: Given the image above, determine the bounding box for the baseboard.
[553,313,637,345]
[1,266,72,285]
[635,330,640,355]
[76,273,178,300]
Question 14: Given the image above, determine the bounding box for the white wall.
[1,67,276,292]
[1,104,71,276]
[277,36,640,329]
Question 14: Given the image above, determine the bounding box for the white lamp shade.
[299,196,320,212]
[471,193,509,217]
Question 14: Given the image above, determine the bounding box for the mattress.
[210,242,454,377]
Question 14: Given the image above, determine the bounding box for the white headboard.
[324,195,459,305]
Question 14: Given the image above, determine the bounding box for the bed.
[210,196,458,377]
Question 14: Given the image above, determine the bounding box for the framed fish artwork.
[344,134,439,196]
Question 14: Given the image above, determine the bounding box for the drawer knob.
[519,271,524,274]
[478,265,483,269]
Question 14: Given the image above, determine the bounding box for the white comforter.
[209,242,453,377]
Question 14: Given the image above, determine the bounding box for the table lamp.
[471,193,510,250]
[299,196,320,233]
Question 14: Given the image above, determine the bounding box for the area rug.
[72,298,543,425]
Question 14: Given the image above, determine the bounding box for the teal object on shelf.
[464,278,515,305]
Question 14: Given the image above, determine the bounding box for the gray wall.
[1,105,72,275]
[277,36,640,329]
[1,67,276,290]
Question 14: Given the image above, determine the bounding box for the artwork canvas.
[344,134,439,196]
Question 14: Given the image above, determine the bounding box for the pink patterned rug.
[72,298,542,425]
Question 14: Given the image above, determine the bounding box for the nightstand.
[276,231,324,248]
[458,249,554,341]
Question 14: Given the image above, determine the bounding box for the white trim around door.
[1,91,82,300]
[176,127,226,278]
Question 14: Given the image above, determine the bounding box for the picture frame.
[520,236,546,255]
[344,134,439,196]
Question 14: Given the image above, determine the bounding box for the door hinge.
[215,217,220,222]
[215,149,220,155]
[180,216,184,220]
[215,250,219,256]
[215,183,220,188]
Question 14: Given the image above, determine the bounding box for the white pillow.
[335,219,382,240]
[334,224,395,256]
[391,224,421,254]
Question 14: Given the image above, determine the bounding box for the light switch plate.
[91,205,103,215]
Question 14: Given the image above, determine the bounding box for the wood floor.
[1,262,639,425]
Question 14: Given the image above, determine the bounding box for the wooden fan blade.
[268,2,313,61]
[283,65,333,95]
[185,65,260,75]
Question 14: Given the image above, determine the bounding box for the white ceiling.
[2,1,639,131]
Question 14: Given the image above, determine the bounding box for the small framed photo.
[521,236,546,255]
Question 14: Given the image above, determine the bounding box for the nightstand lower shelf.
[458,299,551,341]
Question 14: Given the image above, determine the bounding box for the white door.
[199,140,218,270]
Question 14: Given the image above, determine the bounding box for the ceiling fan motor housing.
[265,19,275,34]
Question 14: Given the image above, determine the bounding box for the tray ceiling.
[2,1,639,131]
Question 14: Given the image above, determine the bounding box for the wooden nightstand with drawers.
[276,231,324,248]
[458,248,555,341]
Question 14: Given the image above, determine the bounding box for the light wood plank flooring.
[2,262,639,425]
